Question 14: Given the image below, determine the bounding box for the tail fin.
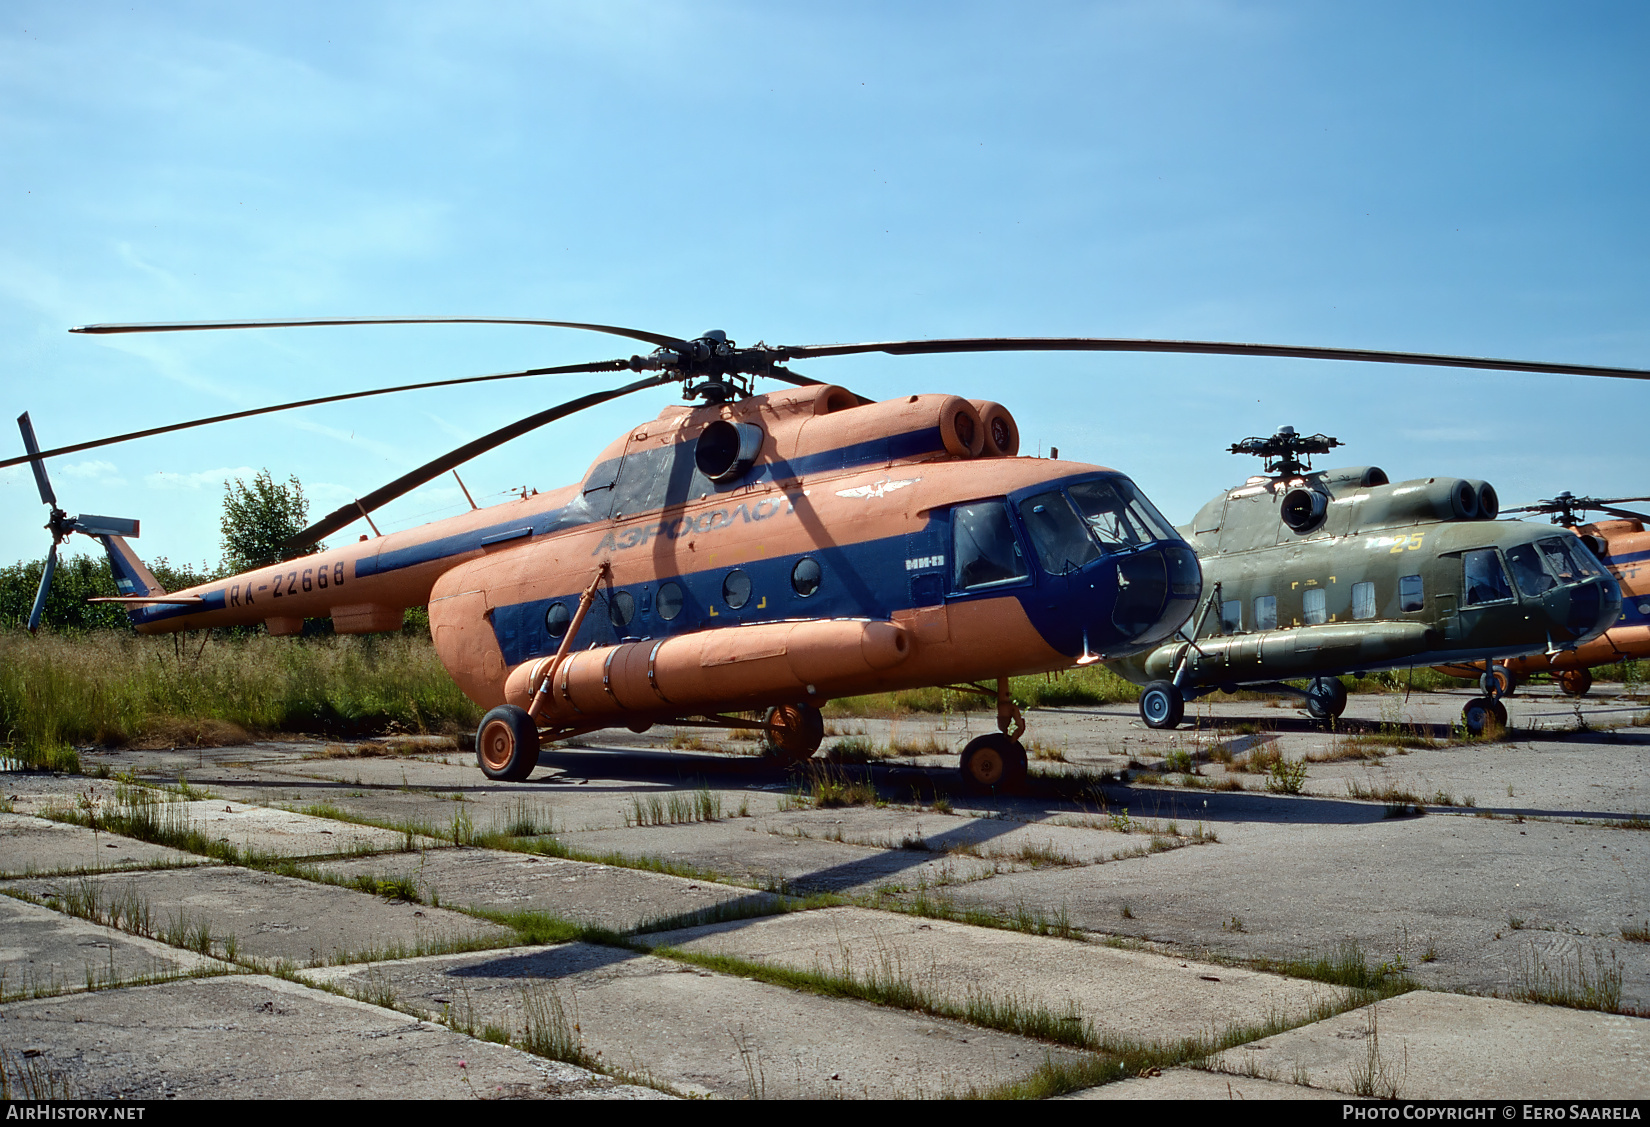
[97,534,165,597]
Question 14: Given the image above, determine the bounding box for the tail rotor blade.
[17,413,56,507]
[27,543,58,634]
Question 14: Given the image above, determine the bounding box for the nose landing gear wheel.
[1461,697,1509,738]
[1139,680,1185,730]
[477,705,541,781]
[763,702,825,766]
[1555,668,1593,697]
[959,733,1028,793]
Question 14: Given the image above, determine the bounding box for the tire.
[1304,676,1349,721]
[959,733,1028,793]
[1461,697,1507,738]
[1556,668,1593,697]
[763,702,824,766]
[1139,681,1184,729]
[1491,669,1518,698]
[476,705,541,781]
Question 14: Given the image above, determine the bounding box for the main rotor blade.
[0,359,633,471]
[71,316,688,350]
[27,543,58,634]
[16,413,56,506]
[284,373,677,553]
[1594,506,1650,523]
[773,337,1650,381]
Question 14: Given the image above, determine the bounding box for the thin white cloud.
[143,466,259,490]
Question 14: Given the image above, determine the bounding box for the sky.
[3,1,1648,573]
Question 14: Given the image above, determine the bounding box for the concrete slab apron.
[1211,991,1650,1100]
[0,813,207,877]
[640,907,1348,1046]
[311,942,1085,1098]
[930,810,1650,1007]
[0,895,226,998]
[2,866,514,967]
[0,975,665,1100]
[558,819,998,895]
[311,847,779,932]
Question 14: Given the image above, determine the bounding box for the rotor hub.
[1229,426,1343,477]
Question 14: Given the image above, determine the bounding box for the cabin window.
[544,602,571,638]
[1019,491,1100,575]
[1399,574,1424,612]
[952,501,1029,590]
[608,590,635,628]
[791,558,822,597]
[1462,549,1514,606]
[1352,581,1376,620]
[723,569,752,609]
[1506,544,1555,597]
[1220,600,1242,633]
[657,582,684,621]
[1303,588,1327,624]
[1254,595,1277,631]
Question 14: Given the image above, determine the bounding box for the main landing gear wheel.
[477,705,541,782]
[1139,680,1185,730]
[959,733,1028,793]
[1556,669,1594,697]
[1461,697,1509,738]
[763,702,824,766]
[1304,676,1349,722]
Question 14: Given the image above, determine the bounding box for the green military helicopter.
[1104,427,1622,735]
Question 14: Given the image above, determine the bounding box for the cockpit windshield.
[1537,536,1606,584]
[1068,478,1178,551]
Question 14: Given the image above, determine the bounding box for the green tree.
[221,470,321,573]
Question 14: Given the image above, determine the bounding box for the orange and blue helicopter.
[11,319,1650,788]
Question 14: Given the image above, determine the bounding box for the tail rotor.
[17,412,140,633]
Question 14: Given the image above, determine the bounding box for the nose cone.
[1038,541,1200,659]
[1111,542,1202,649]
[1556,576,1621,644]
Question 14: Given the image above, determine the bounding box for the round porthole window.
[544,602,570,638]
[791,557,821,597]
[657,581,684,621]
[608,590,635,628]
[723,570,752,609]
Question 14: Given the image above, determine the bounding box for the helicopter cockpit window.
[1352,581,1376,620]
[1303,587,1327,625]
[1506,544,1556,598]
[1067,479,1176,550]
[1019,491,1101,576]
[1220,600,1242,633]
[1399,574,1424,612]
[952,501,1029,590]
[1462,549,1514,606]
[1254,595,1278,631]
[1537,537,1605,584]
